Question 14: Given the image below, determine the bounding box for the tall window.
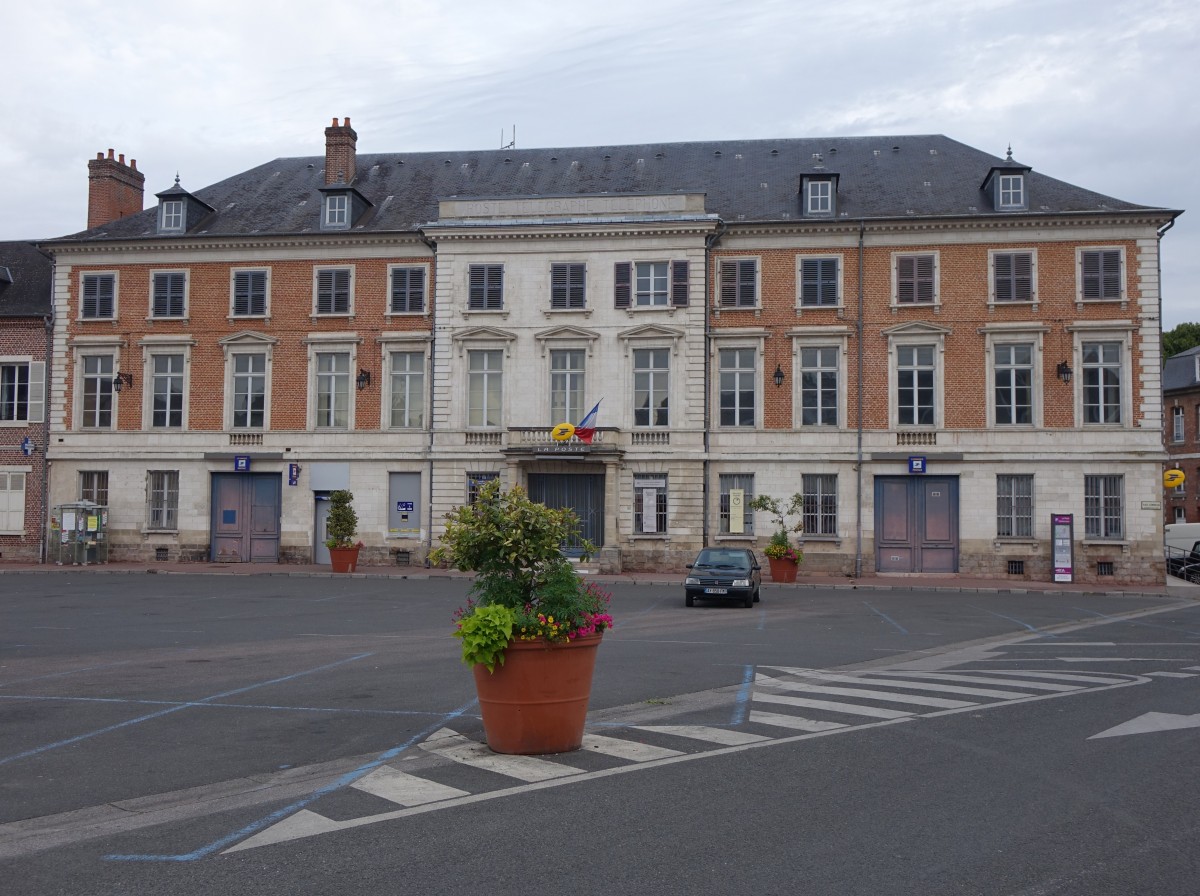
[390,351,425,428]
[0,471,25,534]
[150,353,184,428]
[550,263,586,310]
[232,353,266,428]
[895,254,936,304]
[233,271,267,317]
[634,475,668,535]
[468,350,503,427]
[550,350,585,424]
[997,474,1033,537]
[80,471,109,505]
[994,343,1033,425]
[719,259,757,308]
[81,274,115,319]
[152,272,186,318]
[468,265,504,310]
[1082,341,1122,424]
[718,348,755,427]
[390,267,426,314]
[1080,250,1122,300]
[147,471,179,531]
[1,361,43,423]
[635,262,669,307]
[315,268,351,315]
[315,352,350,428]
[81,355,114,428]
[633,348,669,427]
[799,258,839,307]
[897,345,935,426]
[800,347,838,426]
[993,252,1033,303]
[802,474,838,536]
[718,473,755,535]
[1084,474,1123,539]
[467,471,499,505]
[1172,406,1185,443]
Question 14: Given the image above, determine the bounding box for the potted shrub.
[324,489,362,573]
[431,479,614,755]
[749,493,804,583]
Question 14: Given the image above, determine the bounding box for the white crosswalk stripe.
[418,728,582,782]
[748,711,847,732]
[352,766,470,805]
[633,724,772,745]
[866,671,1082,692]
[757,677,976,709]
[752,690,912,719]
[580,734,684,761]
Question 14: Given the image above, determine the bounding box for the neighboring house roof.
[0,240,53,317]
[46,134,1178,244]
[1164,345,1200,392]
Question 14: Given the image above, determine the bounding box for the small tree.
[324,489,359,549]
[749,493,804,561]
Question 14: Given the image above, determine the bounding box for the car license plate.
[704,587,728,594]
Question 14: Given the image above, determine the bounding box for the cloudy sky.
[4,0,1197,327]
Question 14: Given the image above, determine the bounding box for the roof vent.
[714,151,722,157]
[770,149,779,155]
[306,163,314,169]
[929,149,938,155]
[550,156,558,162]
[892,146,900,153]
[735,153,743,160]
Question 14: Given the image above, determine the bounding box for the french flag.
[574,399,602,444]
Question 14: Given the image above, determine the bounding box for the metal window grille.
[634,476,668,535]
[718,474,755,535]
[996,474,1034,537]
[1084,474,1124,539]
[147,471,179,530]
[1007,560,1025,575]
[802,473,837,536]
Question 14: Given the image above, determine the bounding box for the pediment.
[452,325,517,343]
[881,321,953,338]
[534,325,601,343]
[617,324,685,342]
[218,330,279,346]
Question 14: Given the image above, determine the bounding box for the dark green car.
[684,547,762,608]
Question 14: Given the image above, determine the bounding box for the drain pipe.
[420,232,438,566]
[702,220,728,545]
[855,220,865,578]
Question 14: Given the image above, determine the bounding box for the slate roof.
[1164,345,1200,392]
[47,134,1177,244]
[0,241,53,317]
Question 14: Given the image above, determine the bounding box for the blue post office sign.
[908,456,927,474]
[397,501,414,512]
[234,455,252,472]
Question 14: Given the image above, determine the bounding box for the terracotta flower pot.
[472,633,602,755]
[767,556,798,583]
[329,545,360,573]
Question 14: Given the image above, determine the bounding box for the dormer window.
[324,193,349,229]
[801,174,838,217]
[998,174,1025,209]
[159,200,184,232]
[982,150,1032,212]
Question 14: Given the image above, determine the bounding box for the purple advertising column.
[1052,514,1074,583]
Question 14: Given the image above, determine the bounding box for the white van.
[1165,522,1200,553]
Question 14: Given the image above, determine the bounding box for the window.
[1082,341,1122,424]
[315,268,352,315]
[551,263,586,310]
[799,257,839,307]
[807,180,833,215]
[151,272,186,318]
[997,474,1033,537]
[0,470,26,534]
[993,252,1033,303]
[550,349,585,424]
[634,475,668,535]
[1080,249,1123,301]
[80,470,109,506]
[1084,474,1123,539]
[81,355,114,428]
[998,175,1024,209]
[0,360,44,423]
[994,343,1033,425]
[81,274,115,319]
[1173,406,1185,443]
[718,474,755,535]
[633,348,669,427]
[468,264,504,311]
[232,353,266,428]
[150,353,184,428]
[1175,506,1187,524]
[389,267,426,314]
[636,262,669,307]
[614,261,688,308]
[719,259,757,308]
[468,350,503,427]
[324,194,348,228]
[147,470,179,531]
[390,351,425,428]
[467,471,499,505]
[315,351,350,428]
[799,347,838,426]
[897,345,935,425]
[802,474,837,536]
[159,200,184,232]
[895,254,936,304]
[718,348,755,427]
[232,271,268,317]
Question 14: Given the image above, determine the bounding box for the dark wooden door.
[211,473,281,562]
[874,475,958,573]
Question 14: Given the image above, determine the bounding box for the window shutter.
[994,254,1013,302]
[817,258,837,305]
[897,256,915,303]
[155,273,185,316]
[317,270,335,314]
[614,262,631,309]
[1013,252,1032,301]
[915,255,934,302]
[469,265,503,310]
[719,261,736,306]
[671,260,689,307]
[392,267,425,313]
[235,271,267,315]
[551,263,585,309]
[27,362,45,423]
[82,275,114,318]
[1082,251,1119,299]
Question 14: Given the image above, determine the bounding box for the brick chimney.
[87,149,145,229]
[324,117,357,185]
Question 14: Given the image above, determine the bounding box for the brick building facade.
[1164,346,1200,524]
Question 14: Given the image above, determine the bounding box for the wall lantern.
[112,371,134,393]
[1056,361,1073,384]
[356,369,371,391]
[773,364,785,387]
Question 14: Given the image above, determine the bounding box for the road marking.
[580,734,683,762]
[632,725,771,746]
[1145,671,1196,678]
[418,729,582,782]
[1090,712,1200,739]
[352,766,470,805]
[757,677,976,709]
[866,671,1082,692]
[747,711,847,732]
[753,691,912,719]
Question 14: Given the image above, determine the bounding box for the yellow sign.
[1164,468,1186,489]
[550,422,576,442]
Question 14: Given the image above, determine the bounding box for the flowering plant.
[750,493,804,564]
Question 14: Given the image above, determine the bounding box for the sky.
[4,0,1197,328]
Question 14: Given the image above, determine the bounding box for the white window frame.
[632,346,670,428]
[1084,473,1124,541]
[304,334,358,431]
[324,193,349,228]
[717,258,759,309]
[1173,405,1185,443]
[998,174,1025,209]
[312,266,355,317]
[230,269,271,319]
[716,345,758,428]
[159,199,185,233]
[220,333,276,430]
[79,271,118,321]
[635,261,670,307]
[1076,247,1126,304]
[982,325,1045,428]
[0,467,30,535]
[890,252,940,309]
[807,180,833,215]
[988,249,1037,307]
[73,342,121,430]
[886,327,946,430]
[797,256,842,310]
[467,349,504,428]
[0,357,45,425]
[791,328,850,430]
[996,473,1034,538]
[149,270,189,320]
[146,470,180,532]
[140,337,192,430]
[388,348,426,429]
[550,348,586,425]
[802,472,838,537]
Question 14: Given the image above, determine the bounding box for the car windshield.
[694,551,748,569]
